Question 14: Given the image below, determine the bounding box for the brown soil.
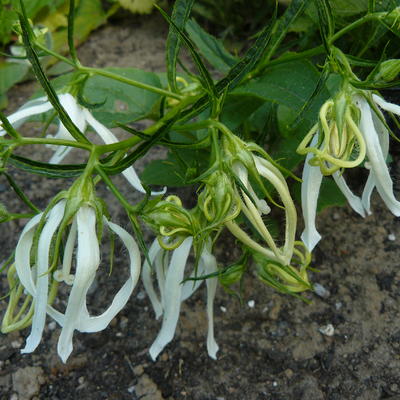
[1,13,400,400]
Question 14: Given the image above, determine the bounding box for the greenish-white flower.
[15,200,141,362]
[142,237,219,360]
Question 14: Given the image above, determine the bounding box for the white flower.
[142,237,219,360]
[0,93,163,194]
[301,93,400,251]
[15,200,141,362]
[225,154,297,266]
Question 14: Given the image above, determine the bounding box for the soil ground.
[1,13,400,400]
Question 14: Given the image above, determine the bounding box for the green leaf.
[234,60,329,118]
[83,67,163,126]
[157,5,217,99]
[166,0,195,92]
[141,146,210,187]
[185,19,238,73]
[0,62,29,99]
[9,154,85,178]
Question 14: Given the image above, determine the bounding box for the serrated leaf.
[185,19,238,73]
[83,67,163,126]
[166,0,195,92]
[9,155,85,178]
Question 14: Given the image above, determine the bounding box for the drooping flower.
[299,91,400,251]
[13,199,141,362]
[142,237,219,360]
[0,93,160,194]
[225,152,297,267]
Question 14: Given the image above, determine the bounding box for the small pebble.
[136,291,146,300]
[332,212,340,220]
[78,376,85,384]
[11,340,22,349]
[314,283,330,298]
[335,301,343,310]
[220,306,227,313]
[272,381,278,387]
[319,324,335,337]
[48,321,57,331]
[247,300,255,308]
[127,386,135,394]
[388,233,396,241]
[10,394,18,400]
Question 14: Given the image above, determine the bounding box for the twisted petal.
[15,213,43,296]
[22,201,66,354]
[57,205,100,362]
[357,96,400,216]
[149,236,193,361]
[0,96,51,136]
[142,239,164,319]
[83,109,165,195]
[78,218,141,332]
[300,135,323,252]
[362,98,391,214]
[49,94,88,164]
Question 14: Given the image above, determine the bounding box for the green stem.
[2,137,92,151]
[80,67,183,100]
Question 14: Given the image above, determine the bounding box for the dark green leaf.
[185,19,238,73]
[166,0,195,92]
[83,67,163,127]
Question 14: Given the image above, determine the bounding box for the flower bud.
[374,59,400,82]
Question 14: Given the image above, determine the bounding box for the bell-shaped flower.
[13,199,141,362]
[299,91,400,251]
[142,237,219,360]
[0,93,159,194]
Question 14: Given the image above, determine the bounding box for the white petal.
[180,261,205,302]
[57,205,99,363]
[372,94,400,116]
[48,94,87,164]
[300,141,323,252]
[202,246,219,359]
[0,97,51,136]
[22,201,66,354]
[361,173,375,216]
[142,239,164,319]
[149,236,193,361]
[78,218,141,332]
[358,97,400,216]
[15,213,43,296]
[83,109,166,195]
[333,172,365,217]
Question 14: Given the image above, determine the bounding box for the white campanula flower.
[0,93,161,194]
[14,199,141,362]
[300,92,400,251]
[142,237,219,360]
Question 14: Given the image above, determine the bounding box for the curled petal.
[0,96,51,136]
[15,213,43,296]
[149,236,193,361]
[142,239,164,319]
[23,201,66,354]
[83,109,165,195]
[57,205,100,362]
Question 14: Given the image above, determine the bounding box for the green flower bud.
[374,59,400,82]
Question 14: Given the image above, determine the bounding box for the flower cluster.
[298,89,400,251]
